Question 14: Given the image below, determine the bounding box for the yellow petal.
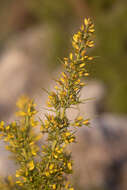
[69,53,73,60]
[84,18,88,26]
[28,160,35,171]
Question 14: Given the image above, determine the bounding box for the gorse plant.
[0,18,95,190]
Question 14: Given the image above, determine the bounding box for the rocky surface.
[71,114,127,190]
[0,26,52,122]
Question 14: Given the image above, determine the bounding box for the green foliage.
[85,0,127,113]
[0,18,95,189]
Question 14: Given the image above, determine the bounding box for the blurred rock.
[71,113,127,190]
[0,26,52,121]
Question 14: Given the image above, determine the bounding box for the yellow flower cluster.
[0,18,95,190]
[73,116,90,127]
[0,96,41,188]
[39,17,95,190]
[47,18,94,110]
[16,95,37,117]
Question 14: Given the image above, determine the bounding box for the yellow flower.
[77,116,83,121]
[83,119,89,125]
[89,28,95,33]
[69,53,73,60]
[87,40,94,48]
[16,170,21,178]
[52,184,56,189]
[88,56,93,60]
[65,132,71,137]
[60,77,65,83]
[62,72,67,78]
[81,50,86,57]
[84,18,88,25]
[75,122,80,126]
[6,125,10,130]
[0,121,4,126]
[31,147,38,156]
[84,73,89,76]
[73,34,78,42]
[16,96,29,109]
[53,154,58,159]
[80,63,85,68]
[49,164,54,170]
[27,160,35,171]
[67,162,72,170]
[69,137,74,143]
[45,171,50,177]
[16,111,26,117]
[55,85,59,90]
[80,24,84,31]
[47,100,52,107]
[16,181,23,186]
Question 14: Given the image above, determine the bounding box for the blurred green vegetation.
[0,0,127,113]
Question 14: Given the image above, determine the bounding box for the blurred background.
[0,0,127,190]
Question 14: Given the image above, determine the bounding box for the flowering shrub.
[0,18,95,190]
